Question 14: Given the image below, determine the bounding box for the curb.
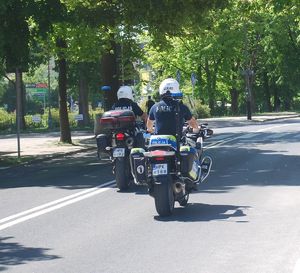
[201,114,300,123]
[252,114,300,122]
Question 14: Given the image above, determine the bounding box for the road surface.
[1,118,300,273]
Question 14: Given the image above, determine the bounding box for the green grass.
[0,156,35,167]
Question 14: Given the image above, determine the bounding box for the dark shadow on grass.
[0,236,60,271]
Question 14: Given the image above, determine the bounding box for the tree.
[0,0,66,130]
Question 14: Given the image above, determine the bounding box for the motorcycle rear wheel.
[115,157,130,191]
[154,176,174,217]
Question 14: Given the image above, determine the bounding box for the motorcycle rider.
[146,78,199,135]
[112,86,147,123]
[112,85,147,147]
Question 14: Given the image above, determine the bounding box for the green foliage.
[143,0,300,115]
[190,101,211,119]
[0,108,14,131]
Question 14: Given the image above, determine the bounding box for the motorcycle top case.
[180,146,200,181]
[148,135,177,151]
[99,110,136,130]
[130,148,147,185]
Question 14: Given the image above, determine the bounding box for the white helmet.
[159,78,180,96]
[117,86,134,100]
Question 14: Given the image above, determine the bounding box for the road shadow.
[1,127,299,192]
[0,151,114,190]
[195,130,300,195]
[154,203,250,222]
[0,236,60,271]
[116,183,148,195]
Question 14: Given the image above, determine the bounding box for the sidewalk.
[0,131,96,167]
[0,113,299,167]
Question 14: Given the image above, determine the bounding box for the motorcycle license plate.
[152,164,168,176]
[113,148,125,157]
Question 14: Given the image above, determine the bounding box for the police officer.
[112,86,147,123]
[146,95,155,114]
[147,78,199,135]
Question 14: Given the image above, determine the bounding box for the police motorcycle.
[96,109,145,191]
[130,99,213,217]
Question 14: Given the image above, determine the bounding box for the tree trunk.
[78,64,90,127]
[273,85,280,112]
[205,58,214,112]
[101,42,120,111]
[263,72,272,112]
[57,38,71,143]
[230,88,239,115]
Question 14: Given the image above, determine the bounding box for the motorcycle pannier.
[130,148,147,185]
[99,110,136,130]
[96,134,109,152]
[180,146,199,181]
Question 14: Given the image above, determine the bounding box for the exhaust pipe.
[125,137,134,148]
[174,182,185,194]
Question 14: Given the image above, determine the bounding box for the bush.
[0,108,14,131]
[24,115,45,129]
[191,101,211,119]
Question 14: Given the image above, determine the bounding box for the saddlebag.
[130,148,147,185]
[96,134,109,153]
[180,146,200,181]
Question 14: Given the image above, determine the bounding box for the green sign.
[26,83,48,95]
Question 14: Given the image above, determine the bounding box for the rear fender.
[153,174,172,185]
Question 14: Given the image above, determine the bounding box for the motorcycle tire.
[115,157,130,191]
[154,176,174,217]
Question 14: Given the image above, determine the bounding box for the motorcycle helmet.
[117,86,134,100]
[159,78,182,98]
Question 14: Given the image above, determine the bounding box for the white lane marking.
[236,133,260,139]
[293,259,300,273]
[0,180,115,231]
[0,180,114,224]
[255,123,291,133]
[262,132,287,140]
[206,123,292,150]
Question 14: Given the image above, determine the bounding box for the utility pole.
[15,67,22,159]
[48,58,52,128]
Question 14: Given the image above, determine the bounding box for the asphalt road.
[1,118,300,273]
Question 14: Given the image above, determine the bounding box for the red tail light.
[116,133,125,141]
[154,157,165,161]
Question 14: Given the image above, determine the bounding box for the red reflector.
[118,116,135,122]
[154,157,165,161]
[116,133,125,141]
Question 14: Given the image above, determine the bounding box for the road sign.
[176,70,181,83]
[191,73,197,87]
[75,114,83,121]
[32,115,41,123]
[26,83,48,95]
